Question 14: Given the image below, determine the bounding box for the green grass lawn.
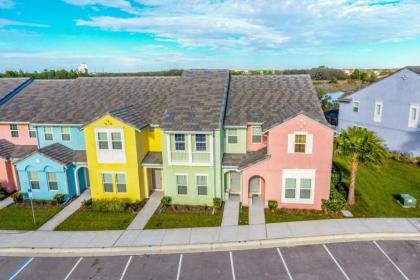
[55,208,136,231]
[0,206,62,230]
[334,157,420,217]
[239,206,249,225]
[265,209,341,223]
[145,213,222,229]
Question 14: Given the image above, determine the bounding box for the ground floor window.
[102,173,113,193]
[102,172,127,193]
[196,175,208,195]
[176,174,188,195]
[28,171,40,190]
[116,173,127,193]
[47,172,58,191]
[282,169,315,203]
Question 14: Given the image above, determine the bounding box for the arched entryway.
[248,175,265,198]
[74,166,89,196]
[224,170,241,200]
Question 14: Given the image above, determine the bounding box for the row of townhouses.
[0,70,334,209]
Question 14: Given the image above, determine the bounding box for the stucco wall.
[339,68,420,155]
[241,115,333,210]
[0,123,37,145]
[224,127,247,154]
[36,125,85,150]
[0,159,16,193]
[246,125,267,151]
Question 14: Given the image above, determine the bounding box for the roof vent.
[401,74,408,80]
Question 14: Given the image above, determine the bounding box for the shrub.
[82,198,92,208]
[54,193,66,204]
[161,196,172,207]
[268,200,278,211]
[12,191,23,203]
[91,198,131,212]
[213,197,222,209]
[0,185,5,200]
[322,185,347,213]
[128,200,146,212]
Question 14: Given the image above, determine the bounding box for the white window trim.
[101,172,114,193]
[251,125,262,144]
[195,134,207,152]
[176,173,188,196]
[46,172,59,192]
[227,129,238,144]
[28,125,37,138]
[288,131,313,154]
[408,104,419,128]
[174,133,186,151]
[61,127,71,141]
[195,173,208,196]
[44,127,54,141]
[167,133,214,166]
[28,171,40,191]
[374,101,383,123]
[95,127,126,164]
[353,101,360,112]
[10,124,19,138]
[115,172,128,193]
[281,169,316,204]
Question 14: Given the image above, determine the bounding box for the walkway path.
[249,196,265,225]
[221,195,240,226]
[38,190,91,231]
[0,197,13,210]
[128,191,164,230]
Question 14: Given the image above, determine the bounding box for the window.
[251,126,262,144]
[408,105,419,128]
[111,132,123,150]
[174,134,185,151]
[374,101,383,122]
[28,171,40,190]
[10,124,19,138]
[47,172,58,191]
[353,101,359,113]
[196,175,208,195]
[294,134,306,153]
[44,127,53,141]
[176,174,188,195]
[102,173,113,192]
[195,134,207,151]
[300,178,312,199]
[116,173,127,193]
[284,178,296,199]
[28,125,37,138]
[227,129,238,144]
[61,127,71,141]
[97,132,109,150]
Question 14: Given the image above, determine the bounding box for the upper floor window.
[28,171,40,190]
[111,132,123,150]
[97,132,108,150]
[374,101,383,123]
[174,134,185,151]
[408,105,419,128]
[294,134,306,153]
[61,127,71,141]
[95,128,125,164]
[251,126,262,144]
[353,101,359,112]
[288,132,313,154]
[28,125,37,138]
[10,124,19,138]
[195,134,207,151]
[227,129,238,144]
[47,172,58,191]
[44,127,53,141]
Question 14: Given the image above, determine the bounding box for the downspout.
[0,78,33,105]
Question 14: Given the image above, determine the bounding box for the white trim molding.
[281,169,316,204]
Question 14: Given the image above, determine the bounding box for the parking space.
[281,244,346,280]
[233,248,289,280]
[0,257,27,279]
[326,241,406,280]
[1,240,419,280]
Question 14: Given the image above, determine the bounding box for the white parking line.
[8,257,33,280]
[373,241,410,280]
[119,256,132,280]
[277,248,293,280]
[176,254,183,280]
[229,251,236,280]
[63,257,83,280]
[323,244,350,280]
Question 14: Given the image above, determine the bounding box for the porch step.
[128,191,164,230]
[249,196,265,225]
[221,196,240,226]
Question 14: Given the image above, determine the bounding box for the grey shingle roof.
[225,75,328,130]
[407,66,420,75]
[142,152,163,165]
[108,105,148,130]
[161,70,230,131]
[222,148,269,169]
[36,143,86,165]
[0,139,37,160]
[0,78,31,104]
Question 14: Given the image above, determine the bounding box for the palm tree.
[335,127,388,205]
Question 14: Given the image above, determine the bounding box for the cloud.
[70,0,420,50]
[0,18,48,28]
[0,0,14,9]
[62,0,140,15]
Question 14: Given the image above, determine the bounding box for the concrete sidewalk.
[0,197,13,210]
[38,190,91,231]
[221,196,240,226]
[0,218,418,255]
[128,191,163,230]
[249,196,265,225]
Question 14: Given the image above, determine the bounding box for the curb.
[0,232,419,257]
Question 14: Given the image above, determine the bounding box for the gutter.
[0,78,33,106]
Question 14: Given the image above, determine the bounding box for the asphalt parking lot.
[0,240,418,280]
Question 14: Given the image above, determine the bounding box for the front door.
[230,172,240,193]
[152,169,162,190]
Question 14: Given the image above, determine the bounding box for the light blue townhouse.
[338,67,420,155]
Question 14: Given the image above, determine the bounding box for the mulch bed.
[12,200,59,209]
[270,208,341,216]
[162,204,223,215]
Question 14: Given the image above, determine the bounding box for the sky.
[0,0,420,72]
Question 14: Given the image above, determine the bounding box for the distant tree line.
[350,69,378,82]
[0,69,88,79]
[93,69,182,77]
[283,66,348,81]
